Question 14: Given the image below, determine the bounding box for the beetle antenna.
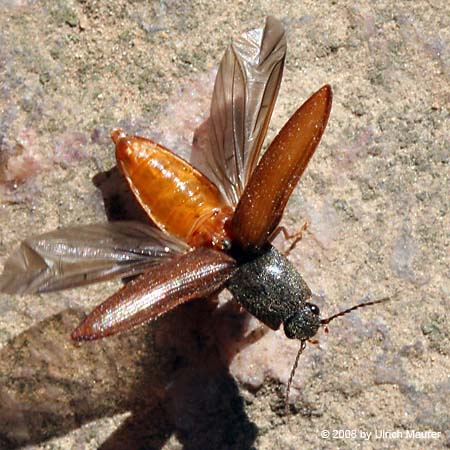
[321,296,391,326]
[285,339,307,417]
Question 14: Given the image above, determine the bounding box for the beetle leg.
[269,221,309,256]
[240,324,270,348]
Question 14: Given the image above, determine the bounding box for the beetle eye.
[306,303,320,316]
[221,238,232,250]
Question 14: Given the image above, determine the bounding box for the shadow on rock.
[0,299,257,449]
[93,166,150,224]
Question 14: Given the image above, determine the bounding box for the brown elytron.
[112,129,233,250]
[232,85,332,251]
[71,248,236,340]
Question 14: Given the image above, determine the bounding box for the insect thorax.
[226,245,312,330]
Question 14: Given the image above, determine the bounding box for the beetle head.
[284,302,321,340]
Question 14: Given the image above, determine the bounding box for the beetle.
[0,17,387,400]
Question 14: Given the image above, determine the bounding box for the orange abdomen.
[112,129,233,249]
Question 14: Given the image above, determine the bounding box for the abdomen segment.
[112,129,233,249]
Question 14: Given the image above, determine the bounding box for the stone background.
[0,1,448,449]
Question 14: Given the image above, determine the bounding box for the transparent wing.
[206,16,286,205]
[0,221,189,294]
[71,248,236,340]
